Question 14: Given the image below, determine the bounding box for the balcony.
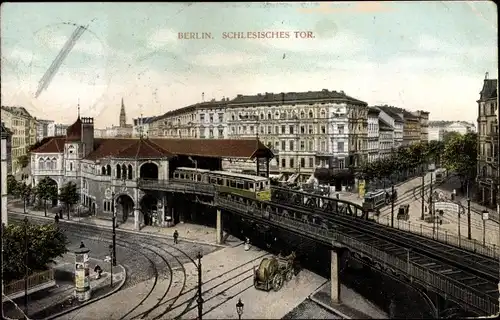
[32,169,64,176]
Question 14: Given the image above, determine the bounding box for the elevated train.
[173,167,272,201]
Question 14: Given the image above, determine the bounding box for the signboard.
[434,202,459,213]
[482,211,489,220]
[105,188,112,200]
[75,269,86,291]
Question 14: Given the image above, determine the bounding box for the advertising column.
[74,247,91,302]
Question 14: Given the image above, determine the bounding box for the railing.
[375,215,499,259]
[32,170,64,176]
[216,197,498,315]
[3,269,55,296]
[138,179,217,195]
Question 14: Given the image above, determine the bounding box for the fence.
[376,215,499,259]
[3,269,55,296]
[216,197,498,315]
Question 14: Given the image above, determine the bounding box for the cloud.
[190,50,265,67]
[147,28,178,50]
[1,47,39,64]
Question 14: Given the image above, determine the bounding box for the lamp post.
[196,251,203,320]
[108,244,114,287]
[24,217,29,316]
[236,298,244,320]
[466,183,472,240]
[390,184,395,228]
[111,192,117,266]
[420,167,425,220]
[482,210,489,246]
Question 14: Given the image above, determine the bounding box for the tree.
[7,175,19,196]
[442,131,461,145]
[17,155,29,169]
[441,132,478,194]
[59,182,79,220]
[35,178,59,217]
[2,222,68,283]
[18,182,32,214]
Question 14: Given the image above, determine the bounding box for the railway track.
[267,199,499,304]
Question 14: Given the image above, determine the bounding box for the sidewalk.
[2,254,126,320]
[7,203,242,248]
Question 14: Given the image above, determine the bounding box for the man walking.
[173,230,179,244]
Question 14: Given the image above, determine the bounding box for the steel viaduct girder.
[136,179,497,315]
[270,186,368,219]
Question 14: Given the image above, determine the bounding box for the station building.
[30,115,273,230]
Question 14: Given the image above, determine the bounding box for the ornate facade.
[476,74,498,208]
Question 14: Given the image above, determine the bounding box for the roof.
[1,106,33,118]
[479,79,497,101]
[66,117,82,141]
[31,137,66,153]
[375,105,404,123]
[210,170,269,181]
[378,118,393,131]
[150,138,273,159]
[402,110,419,121]
[31,137,274,160]
[229,89,367,106]
[133,116,159,125]
[368,107,381,115]
[155,100,229,122]
[429,120,475,128]
[1,122,13,138]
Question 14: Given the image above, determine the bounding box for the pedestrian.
[80,241,85,248]
[59,209,63,219]
[54,214,59,224]
[173,230,179,244]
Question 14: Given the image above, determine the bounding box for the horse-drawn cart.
[253,252,296,292]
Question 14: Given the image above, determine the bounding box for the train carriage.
[172,167,271,201]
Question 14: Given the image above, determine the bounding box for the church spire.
[119,98,126,127]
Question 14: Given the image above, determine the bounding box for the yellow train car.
[172,167,271,201]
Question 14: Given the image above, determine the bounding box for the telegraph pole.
[111,192,117,266]
[466,183,472,240]
[421,171,425,220]
[24,217,29,317]
[196,251,203,320]
[391,184,395,228]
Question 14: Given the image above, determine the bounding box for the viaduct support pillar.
[216,209,223,244]
[331,250,340,304]
[134,205,141,231]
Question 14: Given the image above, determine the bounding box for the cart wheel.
[272,273,284,291]
[285,269,293,282]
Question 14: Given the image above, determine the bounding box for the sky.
[1,2,497,129]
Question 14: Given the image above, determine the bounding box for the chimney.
[202,92,205,102]
[485,72,489,80]
[81,117,94,157]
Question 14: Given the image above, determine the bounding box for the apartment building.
[48,123,70,136]
[1,123,12,224]
[413,110,429,142]
[148,99,230,139]
[132,116,158,138]
[36,119,55,142]
[428,125,445,142]
[401,110,421,146]
[375,105,404,148]
[428,121,476,142]
[1,106,36,172]
[367,107,380,163]
[476,74,498,208]
[378,119,394,159]
[225,90,366,178]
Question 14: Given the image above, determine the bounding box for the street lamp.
[482,210,489,246]
[111,192,117,266]
[236,298,244,320]
[24,217,29,316]
[196,251,203,320]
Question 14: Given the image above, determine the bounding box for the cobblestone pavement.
[57,245,335,320]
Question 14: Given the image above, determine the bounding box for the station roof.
[31,137,274,160]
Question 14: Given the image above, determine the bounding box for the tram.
[362,188,398,211]
[172,167,272,201]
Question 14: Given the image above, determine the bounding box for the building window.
[309,111,313,118]
[38,158,45,170]
[308,157,314,168]
[209,114,214,123]
[267,112,271,120]
[69,162,73,171]
[281,141,286,151]
[308,125,313,134]
[281,158,286,168]
[289,141,294,151]
[308,140,314,151]
[300,111,305,119]
[218,113,224,122]
[128,164,133,179]
[339,159,345,169]
[289,158,294,168]
[337,142,344,153]
[320,110,326,118]
[267,126,272,134]
[300,158,305,168]
[260,126,264,134]
[209,129,214,138]
[116,164,121,178]
[289,125,294,134]
[200,114,205,122]
[281,125,286,134]
[218,128,224,138]
[300,126,305,134]
[338,125,344,134]
[300,140,305,150]
[320,141,326,152]
[321,126,326,134]
[250,126,254,134]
